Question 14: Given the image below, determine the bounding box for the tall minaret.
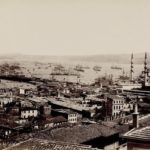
[130,53,134,81]
[144,52,148,86]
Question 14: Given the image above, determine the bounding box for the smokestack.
[133,98,139,128]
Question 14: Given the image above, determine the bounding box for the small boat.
[111,66,122,70]
[119,75,130,80]
[54,65,65,72]
[74,65,84,72]
[93,66,101,71]
[51,69,79,76]
[51,72,69,76]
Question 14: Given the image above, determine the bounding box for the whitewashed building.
[21,108,38,119]
[0,96,13,108]
[68,113,78,123]
[52,109,78,124]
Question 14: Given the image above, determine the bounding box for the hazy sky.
[0,0,150,55]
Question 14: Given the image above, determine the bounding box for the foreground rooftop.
[123,126,150,141]
[5,138,101,150]
[38,124,118,144]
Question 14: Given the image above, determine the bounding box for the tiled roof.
[51,116,67,123]
[107,95,124,100]
[123,126,150,141]
[53,109,77,115]
[6,138,101,150]
[41,116,67,124]
[38,124,118,144]
[0,116,20,129]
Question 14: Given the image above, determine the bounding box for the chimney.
[133,98,139,128]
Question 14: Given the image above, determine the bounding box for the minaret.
[130,53,134,81]
[144,52,148,86]
[122,69,125,76]
[77,75,80,84]
[133,97,139,128]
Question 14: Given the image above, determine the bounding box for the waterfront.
[16,61,146,84]
[0,59,144,84]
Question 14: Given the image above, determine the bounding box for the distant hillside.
[63,53,149,64]
[0,53,149,64]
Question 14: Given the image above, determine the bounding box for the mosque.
[139,52,150,89]
[118,52,150,91]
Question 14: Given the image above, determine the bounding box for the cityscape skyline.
[0,1,150,150]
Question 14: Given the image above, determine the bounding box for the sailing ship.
[74,65,84,72]
[93,66,101,71]
[111,66,122,70]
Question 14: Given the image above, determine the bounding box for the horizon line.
[0,52,149,57]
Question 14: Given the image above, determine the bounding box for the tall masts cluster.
[130,52,149,84]
[144,52,147,74]
[144,52,148,86]
[130,53,134,81]
[144,53,148,74]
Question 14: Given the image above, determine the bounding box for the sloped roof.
[123,126,150,141]
[107,95,124,101]
[6,138,101,150]
[43,116,67,124]
[44,124,118,144]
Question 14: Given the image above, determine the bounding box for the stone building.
[105,95,125,119]
[52,109,78,124]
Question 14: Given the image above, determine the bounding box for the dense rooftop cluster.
[42,124,118,144]
[0,55,150,150]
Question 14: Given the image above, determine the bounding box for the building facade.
[106,95,125,117]
[0,96,13,108]
[21,108,38,119]
[52,109,78,124]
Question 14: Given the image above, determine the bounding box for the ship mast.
[144,52,148,86]
[130,53,134,81]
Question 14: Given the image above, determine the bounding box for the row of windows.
[0,101,12,104]
[44,108,51,111]
[22,115,36,119]
[22,110,37,114]
[113,112,120,116]
[22,113,38,117]
[114,105,123,110]
[69,114,76,117]
[69,118,77,122]
[114,100,124,104]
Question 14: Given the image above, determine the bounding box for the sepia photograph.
[0,0,150,149]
